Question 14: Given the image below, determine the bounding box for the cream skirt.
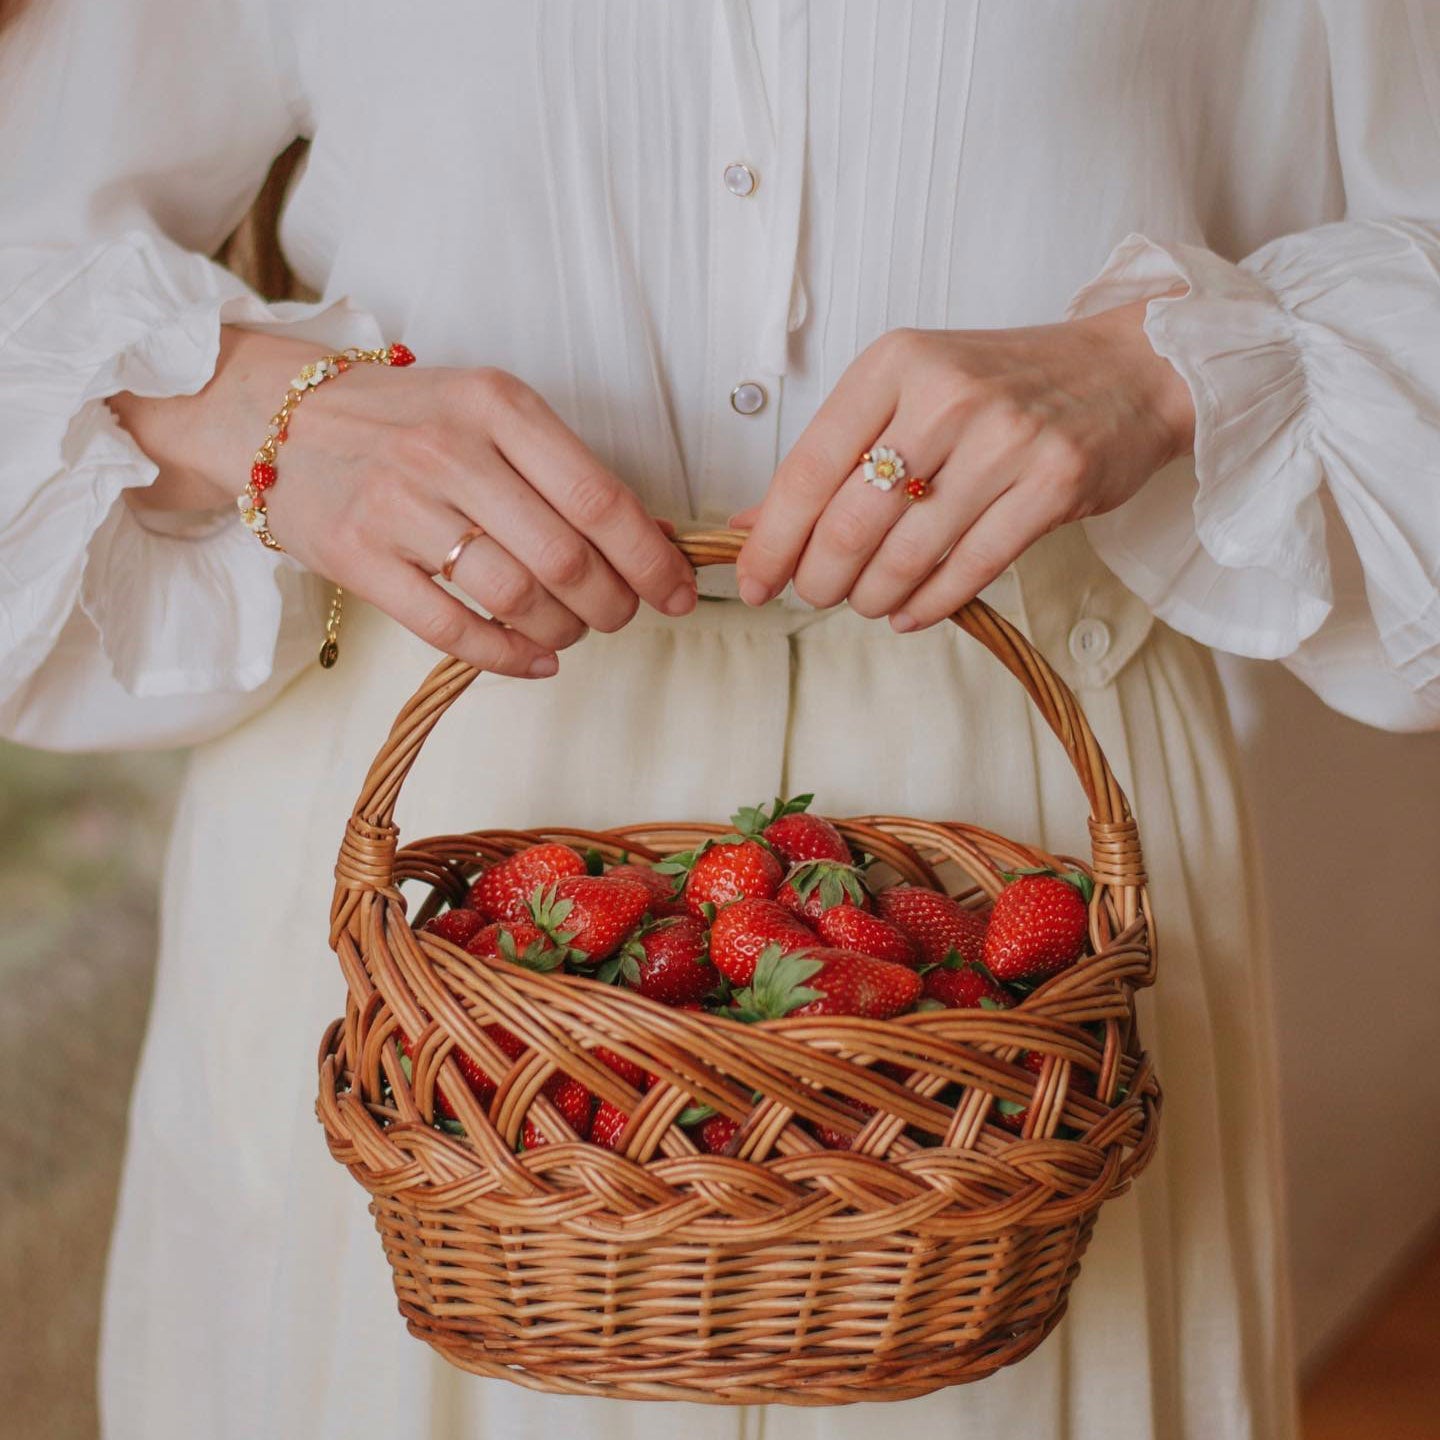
[99,536,1296,1440]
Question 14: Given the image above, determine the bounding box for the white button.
[1068,618,1112,663]
[730,381,767,415]
[723,162,758,198]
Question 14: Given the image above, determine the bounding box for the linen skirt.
[99,537,1297,1440]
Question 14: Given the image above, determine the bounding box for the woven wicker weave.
[317,529,1160,1406]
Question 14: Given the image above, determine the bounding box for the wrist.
[1086,293,1196,463]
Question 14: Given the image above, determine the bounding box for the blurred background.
[1,655,1437,1438]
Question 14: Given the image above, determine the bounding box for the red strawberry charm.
[728,946,922,1022]
[664,836,784,918]
[386,342,416,367]
[606,862,687,917]
[590,1099,632,1152]
[530,875,651,963]
[814,904,918,967]
[601,914,715,1005]
[777,860,872,922]
[875,885,988,968]
[983,870,1092,983]
[469,843,587,923]
[733,794,852,866]
[420,907,484,947]
[521,1074,594,1149]
[918,952,1014,1010]
[708,897,820,987]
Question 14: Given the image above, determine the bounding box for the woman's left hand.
[732,298,1195,629]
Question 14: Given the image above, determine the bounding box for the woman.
[2,1,1437,1437]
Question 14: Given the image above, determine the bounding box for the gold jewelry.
[236,341,416,667]
[440,524,487,583]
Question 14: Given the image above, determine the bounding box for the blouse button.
[1067,618,1112,664]
[723,162,758,197]
[730,381,767,415]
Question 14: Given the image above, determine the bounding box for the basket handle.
[333,529,1147,928]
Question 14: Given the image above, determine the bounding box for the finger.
[394,496,589,652]
[366,559,560,677]
[654,517,679,538]
[891,485,1057,632]
[847,441,1022,619]
[727,505,760,530]
[483,385,697,617]
[441,448,644,633]
[736,357,900,605]
[790,431,941,610]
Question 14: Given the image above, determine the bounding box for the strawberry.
[590,1099,632,1151]
[397,1021,525,1117]
[777,860,872,922]
[993,1049,1096,1135]
[468,843,587,923]
[420,907,485,947]
[530,875,651,963]
[595,1046,649,1090]
[708,897,820,986]
[729,946,922,1021]
[733,794,852,866]
[812,1099,877,1151]
[874,885,988,968]
[695,1114,740,1154]
[599,914,715,1006]
[521,1073,594,1149]
[919,952,1014,1010]
[606,861,687,917]
[662,836,784,918]
[983,871,1092,982]
[462,918,568,971]
[814,904,918,967]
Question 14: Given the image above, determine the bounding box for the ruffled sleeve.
[0,0,383,750]
[1066,2,1440,733]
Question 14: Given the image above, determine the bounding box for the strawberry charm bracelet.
[235,340,416,666]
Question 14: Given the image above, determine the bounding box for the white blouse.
[1,0,1438,745]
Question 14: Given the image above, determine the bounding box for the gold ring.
[440,524,486,582]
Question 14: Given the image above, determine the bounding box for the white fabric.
[1,0,1438,1436]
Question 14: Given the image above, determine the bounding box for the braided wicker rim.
[318,529,1160,1405]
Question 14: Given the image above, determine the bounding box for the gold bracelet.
[235,341,415,667]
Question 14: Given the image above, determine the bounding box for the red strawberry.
[729,946,922,1021]
[420,908,485,947]
[919,953,1014,1010]
[603,914,715,1005]
[530,875,651,962]
[777,861,873,922]
[665,837,784,918]
[733,794,852,865]
[469,843,587,923]
[874,886,988,968]
[595,1046,649,1090]
[994,1050,1096,1134]
[397,1021,525,1117]
[606,862,687,917]
[812,1099,877,1150]
[590,1099,632,1151]
[521,1073,594,1149]
[983,871,1092,982]
[463,918,568,971]
[695,1114,740,1154]
[814,904,918,967]
[708,897,820,986]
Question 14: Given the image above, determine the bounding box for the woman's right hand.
[110,326,698,678]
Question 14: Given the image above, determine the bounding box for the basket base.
[404,1301,1070,1406]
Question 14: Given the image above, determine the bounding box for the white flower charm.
[862,445,907,491]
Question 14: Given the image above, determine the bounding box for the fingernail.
[662,581,697,616]
[891,613,918,633]
[738,578,771,607]
[528,655,559,678]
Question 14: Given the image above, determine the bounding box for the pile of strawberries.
[399,796,1094,1153]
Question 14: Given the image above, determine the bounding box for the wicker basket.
[317,529,1160,1406]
